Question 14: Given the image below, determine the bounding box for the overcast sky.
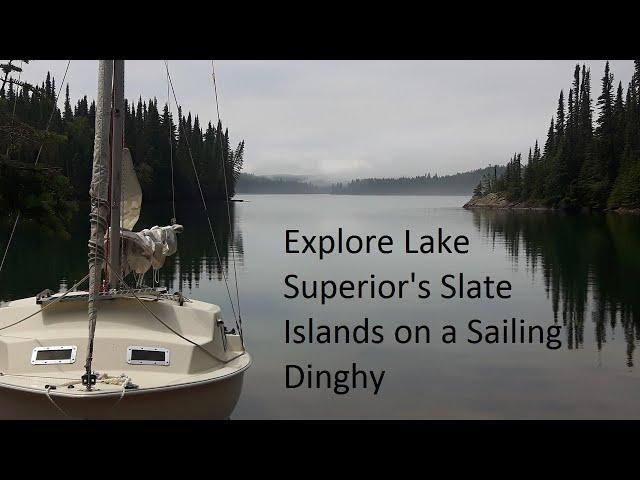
[13,60,635,180]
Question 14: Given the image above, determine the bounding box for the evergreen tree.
[613,81,625,168]
[0,69,246,214]
[556,90,565,137]
[609,62,640,207]
[63,84,72,122]
[487,61,639,210]
[543,117,555,157]
[580,61,614,207]
[522,147,533,199]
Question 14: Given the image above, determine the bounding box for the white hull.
[0,292,250,420]
[0,368,247,420]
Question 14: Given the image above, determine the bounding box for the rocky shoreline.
[463,192,640,214]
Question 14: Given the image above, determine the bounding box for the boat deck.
[0,294,250,398]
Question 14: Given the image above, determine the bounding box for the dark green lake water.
[1,195,639,418]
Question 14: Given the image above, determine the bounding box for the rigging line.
[0,60,72,280]
[5,60,23,157]
[1,61,26,276]
[162,60,240,334]
[210,60,244,343]
[166,61,177,223]
[34,60,71,167]
[105,259,244,364]
[46,386,70,418]
[0,273,90,332]
[210,60,221,121]
[0,211,20,275]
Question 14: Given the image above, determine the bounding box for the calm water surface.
[1,194,639,419]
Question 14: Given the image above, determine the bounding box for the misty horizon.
[11,60,635,179]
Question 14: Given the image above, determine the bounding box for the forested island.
[467,61,640,211]
[0,61,244,235]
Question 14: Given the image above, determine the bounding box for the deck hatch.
[127,346,170,366]
[31,346,77,365]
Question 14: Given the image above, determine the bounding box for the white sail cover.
[120,224,183,276]
[121,148,142,231]
[109,147,180,278]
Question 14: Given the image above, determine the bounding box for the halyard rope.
[162,61,241,338]
[210,60,244,345]
[166,61,177,224]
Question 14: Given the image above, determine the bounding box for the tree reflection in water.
[472,210,640,366]
[152,201,243,292]
[0,201,243,306]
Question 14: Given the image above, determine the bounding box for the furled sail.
[86,60,114,386]
[107,147,181,278]
[120,224,184,276]
[120,147,142,231]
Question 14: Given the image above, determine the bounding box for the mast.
[85,60,114,389]
[109,60,125,287]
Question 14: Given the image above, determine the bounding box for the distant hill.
[330,165,506,195]
[236,173,325,194]
[237,167,506,195]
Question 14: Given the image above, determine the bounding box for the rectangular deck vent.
[127,346,170,366]
[31,346,77,365]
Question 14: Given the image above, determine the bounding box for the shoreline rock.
[463,193,640,214]
[463,193,551,211]
[609,207,640,214]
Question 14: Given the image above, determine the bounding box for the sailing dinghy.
[0,60,251,419]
